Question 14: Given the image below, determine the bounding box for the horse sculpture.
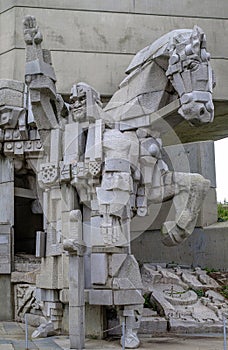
[20,16,215,349]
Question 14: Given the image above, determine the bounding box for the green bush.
[217,202,228,221]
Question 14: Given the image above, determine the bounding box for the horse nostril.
[199,108,205,116]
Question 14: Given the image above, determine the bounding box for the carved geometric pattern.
[89,161,101,176]
[40,163,58,184]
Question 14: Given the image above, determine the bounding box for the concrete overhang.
[159,100,228,145]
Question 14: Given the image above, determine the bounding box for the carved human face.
[69,94,86,122]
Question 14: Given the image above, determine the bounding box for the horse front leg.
[161,172,210,246]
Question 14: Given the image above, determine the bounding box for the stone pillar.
[0,157,14,320]
[63,238,86,350]
[69,251,85,349]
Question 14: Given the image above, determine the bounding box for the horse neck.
[105,60,170,122]
[129,60,171,113]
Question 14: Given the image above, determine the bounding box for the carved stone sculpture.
[142,264,228,333]
[0,15,215,349]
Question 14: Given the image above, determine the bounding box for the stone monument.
[0,15,215,349]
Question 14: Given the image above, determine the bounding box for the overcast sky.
[215,138,228,203]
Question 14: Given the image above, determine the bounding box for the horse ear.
[190,25,204,55]
[192,25,204,38]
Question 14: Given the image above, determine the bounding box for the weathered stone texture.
[0,3,228,103]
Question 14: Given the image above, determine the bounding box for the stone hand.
[23,15,43,45]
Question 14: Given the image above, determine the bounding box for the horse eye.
[188,62,199,70]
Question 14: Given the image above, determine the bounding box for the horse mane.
[104,28,199,120]
[125,29,193,75]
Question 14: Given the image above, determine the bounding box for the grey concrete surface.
[0,4,228,99]
[131,222,228,271]
[1,2,228,141]
[1,0,228,19]
[0,322,226,349]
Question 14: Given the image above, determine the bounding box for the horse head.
[166,26,215,125]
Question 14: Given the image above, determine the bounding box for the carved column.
[68,249,85,349]
[63,210,85,349]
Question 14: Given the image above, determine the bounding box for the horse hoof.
[161,221,187,246]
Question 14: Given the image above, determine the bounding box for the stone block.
[109,253,127,277]
[168,319,224,334]
[0,224,11,274]
[0,253,10,273]
[0,235,9,244]
[58,254,69,290]
[69,305,85,347]
[0,275,13,320]
[61,184,77,213]
[0,182,14,224]
[113,277,135,290]
[11,269,39,284]
[85,304,105,339]
[0,88,24,108]
[113,289,144,305]
[92,246,127,254]
[139,316,167,335]
[50,128,62,163]
[64,122,80,164]
[84,249,92,289]
[89,289,113,305]
[83,216,104,247]
[35,288,59,302]
[50,313,62,320]
[51,309,63,317]
[36,256,59,289]
[0,262,10,274]
[0,224,11,234]
[118,255,143,289]
[91,253,108,285]
[47,243,62,257]
[60,288,69,304]
[69,255,84,307]
[0,244,10,255]
[105,159,130,172]
[35,231,46,258]
[196,187,218,227]
[0,80,24,92]
[44,302,62,317]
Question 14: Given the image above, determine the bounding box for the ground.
[0,322,226,349]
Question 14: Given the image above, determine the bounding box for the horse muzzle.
[178,92,214,125]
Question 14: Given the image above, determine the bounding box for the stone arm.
[23,16,66,132]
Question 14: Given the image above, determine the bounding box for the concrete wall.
[131,222,228,271]
[0,0,228,100]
